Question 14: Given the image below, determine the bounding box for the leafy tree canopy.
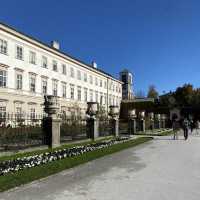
[159,83,200,108]
[147,85,159,99]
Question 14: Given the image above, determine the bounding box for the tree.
[147,85,159,99]
[174,84,194,106]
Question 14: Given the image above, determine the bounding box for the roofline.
[0,22,123,84]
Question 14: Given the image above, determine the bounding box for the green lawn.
[135,129,173,136]
[0,136,152,192]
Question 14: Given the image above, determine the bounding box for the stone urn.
[128,109,136,119]
[139,111,145,119]
[155,114,161,121]
[109,106,119,119]
[161,114,166,120]
[149,112,154,120]
[86,102,98,118]
[44,95,60,117]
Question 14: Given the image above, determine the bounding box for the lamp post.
[43,95,61,148]
[128,109,137,135]
[86,102,99,139]
[161,114,166,128]
[155,114,161,129]
[149,112,154,131]
[139,111,145,132]
[109,105,119,137]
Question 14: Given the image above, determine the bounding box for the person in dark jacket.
[189,119,194,133]
[182,118,189,140]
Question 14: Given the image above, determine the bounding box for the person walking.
[195,120,200,135]
[182,118,189,140]
[190,119,194,134]
[172,120,179,140]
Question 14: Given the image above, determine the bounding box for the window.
[100,80,102,87]
[109,82,112,90]
[16,107,22,120]
[104,93,107,105]
[122,75,127,84]
[30,108,36,120]
[89,75,93,84]
[89,89,93,102]
[104,81,107,89]
[41,79,47,94]
[29,51,36,64]
[0,39,7,54]
[77,86,81,101]
[77,70,81,80]
[95,77,98,86]
[29,75,36,92]
[109,94,112,105]
[52,80,58,96]
[42,56,47,68]
[84,73,87,82]
[70,67,74,78]
[62,83,67,98]
[62,64,66,75]
[84,88,88,102]
[100,93,103,105]
[95,91,98,103]
[116,97,119,106]
[16,73,23,90]
[119,86,121,93]
[52,60,57,71]
[70,84,75,99]
[16,45,23,60]
[0,70,7,88]
[0,106,6,120]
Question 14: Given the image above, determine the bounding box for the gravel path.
[1,130,200,200]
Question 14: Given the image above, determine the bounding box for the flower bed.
[0,137,131,176]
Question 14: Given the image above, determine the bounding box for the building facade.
[120,69,134,100]
[0,23,122,118]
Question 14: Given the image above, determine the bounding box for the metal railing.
[60,118,87,142]
[99,119,112,137]
[0,114,44,150]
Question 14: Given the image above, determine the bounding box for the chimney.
[92,61,97,69]
[51,41,60,50]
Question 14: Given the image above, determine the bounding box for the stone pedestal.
[86,117,99,139]
[109,106,119,137]
[43,116,61,148]
[111,118,119,137]
[157,120,161,129]
[150,119,154,131]
[86,102,99,140]
[128,118,136,135]
[161,119,165,128]
[43,95,61,148]
[141,119,145,132]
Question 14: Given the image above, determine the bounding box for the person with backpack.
[189,119,194,133]
[182,118,189,140]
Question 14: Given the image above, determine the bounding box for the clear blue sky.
[1,0,200,95]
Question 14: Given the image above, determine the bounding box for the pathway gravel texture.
[1,130,200,200]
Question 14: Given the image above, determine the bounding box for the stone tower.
[119,69,134,100]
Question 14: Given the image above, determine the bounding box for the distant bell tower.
[119,69,134,100]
